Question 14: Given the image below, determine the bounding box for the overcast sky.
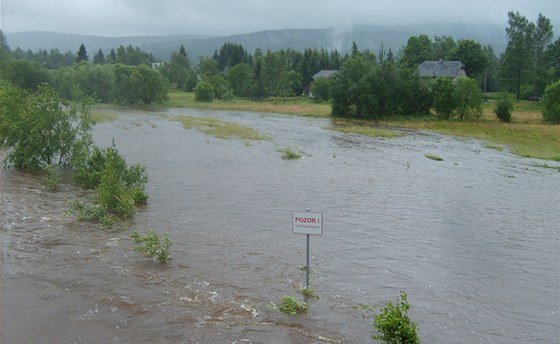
[1,0,559,37]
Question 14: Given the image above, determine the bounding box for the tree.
[310,76,334,102]
[331,55,375,117]
[545,38,560,81]
[10,60,50,91]
[73,63,115,102]
[454,77,483,120]
[432,77,458,119]
[227,63,253,97]
[213,42,250,71]
[449,39,487,79]
[399,35,433,68]
[93,48,105,64]
[0,83,93,169]
[113,64,169,104]
[501,12,554,99]
[533,14,555,96]
[431,77,483,120]
[494,92,514,123]
[541,80,560,124]
[161,48,191,89]
[0,30,12,81]
[194,80,214,102]
[76,43,89,63]
[432,35,456,60]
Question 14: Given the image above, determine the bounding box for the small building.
[305,69,338,96]
[312,69,338,80]
[417,60,466,79]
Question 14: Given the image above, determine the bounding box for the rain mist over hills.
[6,23,514,61]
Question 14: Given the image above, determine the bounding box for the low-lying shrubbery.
[67,143,148,229]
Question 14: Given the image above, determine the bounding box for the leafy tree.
[399,35,433,68]
[432,77,458,119]
[545,38,560,81]
[194,80,214,102]
[533,14,555,96]
[0,83,93,169]
[331,55,375,117]
[481,45,500,92]
[501,12,554,99]
[449,39,487,79]
[161,50,191,89]
[310,76,334,102]
[431,77,483,120]
[432,35,456,60]
[396,67,432,116]
[10,60,50,91]
[541,80,560,124]
[76,43,88,63]
[0,30,12,81]
[227,62,253,97]
[454,77,483,120]
[113,64,169,104]
[73,63,115,102]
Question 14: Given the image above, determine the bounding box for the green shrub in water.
[131,231,172,263]
[372,291,420,344]
[41,165,62,191]
[268,295,308,315]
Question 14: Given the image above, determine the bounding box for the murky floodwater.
[1,108,559,343]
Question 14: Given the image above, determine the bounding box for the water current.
[1,108,559,343]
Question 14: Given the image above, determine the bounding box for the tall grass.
[173,115,266,140]
[165,90,331,117]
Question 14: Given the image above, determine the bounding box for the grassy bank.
[382,102,560,161]
[164,89,331,117]
[149,90,560,161]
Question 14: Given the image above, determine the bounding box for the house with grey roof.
[312,69,338,80]
[305,69,338,96]
[417,60,466,78]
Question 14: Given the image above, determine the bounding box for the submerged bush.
[131,231,172,263]
[0,83,93,170]
[268,295,308,315]
[68,142,148,228]
[372,291,420,344]
[41,165,62,191]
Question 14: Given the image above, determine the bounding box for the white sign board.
[292,211,323,235]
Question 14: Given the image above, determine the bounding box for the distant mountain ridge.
[6,23,543,61]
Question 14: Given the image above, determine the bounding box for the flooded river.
[1,108,559,343]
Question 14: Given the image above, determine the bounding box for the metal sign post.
[292,209,323,288]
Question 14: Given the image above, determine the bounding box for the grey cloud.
[2,0,559,36]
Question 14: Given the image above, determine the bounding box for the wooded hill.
[6,23,520,60]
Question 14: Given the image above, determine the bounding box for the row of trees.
[6,43,158,69]
[1,11,558,109]
[328,49,485,120]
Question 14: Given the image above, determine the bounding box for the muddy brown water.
[1,109,559,343]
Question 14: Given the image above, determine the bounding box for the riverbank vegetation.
[1,10,558,160]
